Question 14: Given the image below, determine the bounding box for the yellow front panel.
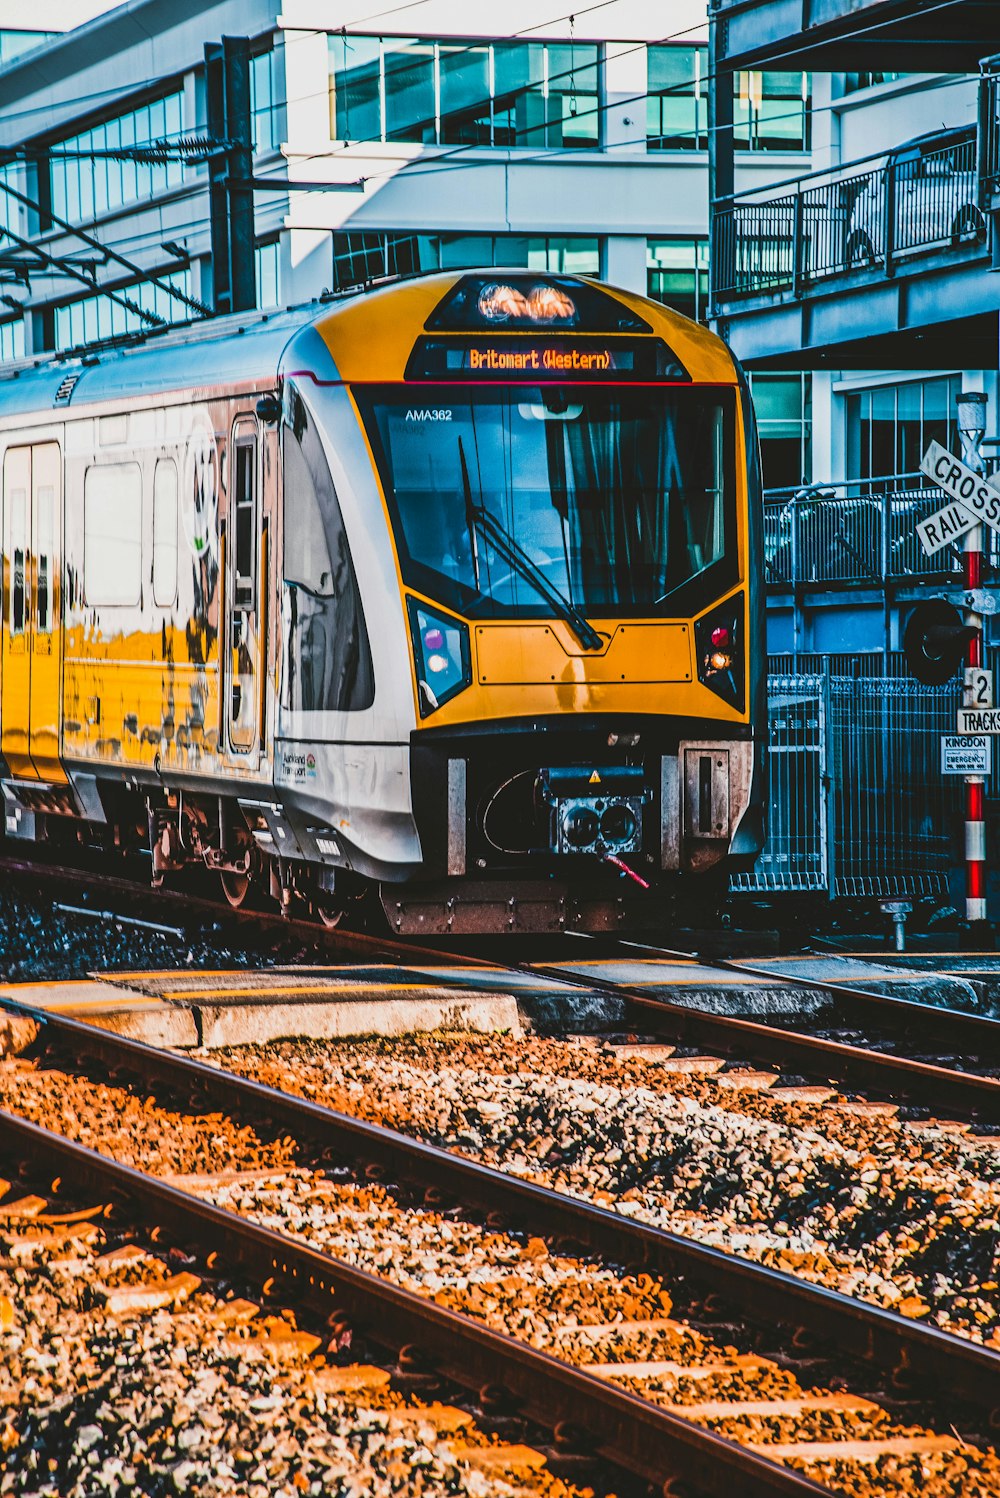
[474,621,693,686]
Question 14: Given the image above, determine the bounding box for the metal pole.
[223,35,256,315]
[957,391,988,927]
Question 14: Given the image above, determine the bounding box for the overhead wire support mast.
[957,390,990,932]
[0,219,167,330]
[0,173,212,321]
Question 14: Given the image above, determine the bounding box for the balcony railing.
[763,473,979,589]
[715,129,984,302]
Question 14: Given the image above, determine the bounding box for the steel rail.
[6,845,1000,1113]
[0,1107,825,1498]
[6,993,1000,1422]
[512,955,1000,1125]
[616,936,1000,1055]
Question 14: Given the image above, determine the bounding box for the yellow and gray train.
[0,270,764,932]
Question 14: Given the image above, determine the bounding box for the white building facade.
[0,0,813,482]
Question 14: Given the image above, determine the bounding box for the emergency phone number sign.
[942,735,992,773]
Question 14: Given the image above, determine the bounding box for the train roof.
[0,270,738,422]
[0,301,324,420]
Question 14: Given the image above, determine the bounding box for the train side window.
[281,384,374,713]
[9,485,27,635]
[35,485,54,633]
[233,438,255,608]
[84,463,142,606]
[152,458,178,607]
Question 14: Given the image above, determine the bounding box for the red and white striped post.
[957,391,988,927]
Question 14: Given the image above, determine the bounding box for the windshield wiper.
[458,437,602,652]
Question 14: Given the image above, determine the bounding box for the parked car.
[844,125,984,268]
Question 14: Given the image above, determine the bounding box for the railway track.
[515,937,1000,1126]
[4,848,1000,1123]
[2,1000,1000,1497]
[0,1119,648,1498]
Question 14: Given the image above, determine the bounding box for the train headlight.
[696,597,744,710]
[407,599,472,717]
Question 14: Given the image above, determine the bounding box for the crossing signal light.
[903,599,977,685]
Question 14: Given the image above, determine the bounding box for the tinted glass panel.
[330,34,381,142]
[384,39,435,143]
[439,42,491,145]
[361,385,736,618]
[281,385,374,712]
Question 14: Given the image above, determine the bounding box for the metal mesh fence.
[733,669,960,899]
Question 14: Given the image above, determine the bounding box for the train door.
[224,416,261,757]
[1,442,65,782]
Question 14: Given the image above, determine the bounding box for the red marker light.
[710,625,730,649]
[424,628,445,650]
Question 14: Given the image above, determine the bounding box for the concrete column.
[602,235,647,295]
[811,370,836,480]
[282,28,333,150]
[810,73,838,172]
[283,226,333,303]
[601,41,647,153]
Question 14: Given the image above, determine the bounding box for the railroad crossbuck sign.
[916,440,1000,555]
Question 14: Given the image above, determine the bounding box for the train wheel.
[220,869,251,909]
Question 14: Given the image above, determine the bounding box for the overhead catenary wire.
[0,0,978,337]
[0,173,211,318]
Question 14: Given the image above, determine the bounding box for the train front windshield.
[361,385,737,619]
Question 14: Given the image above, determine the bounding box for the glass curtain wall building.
[329,34,599,149]
[332,231,599,289]
[0,20,810,364]
[845,376,961,484]
[647,46,810,152]
[50,91,185,223]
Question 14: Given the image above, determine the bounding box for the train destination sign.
[941,735,992,774]
[406,336,675,382]
[919,439,1000,545]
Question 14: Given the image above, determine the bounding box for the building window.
[256,241,280,309]
[383,39,436,143]
[646,239,709,322]
[748,372,812,490]
[50,90,184,224]
[0,158,27,240]
[332,231,599,292]
[647,46,809,151]
[251,45,287,154]
[329,35,598,149]
[84,463,142,606]
[736,71,810,151]
[439,40,491,146]
[647,47,706,150]
[0,321,24,363]
[845,375,961,485]
[53,268,191,351]
[844,73,904,93]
